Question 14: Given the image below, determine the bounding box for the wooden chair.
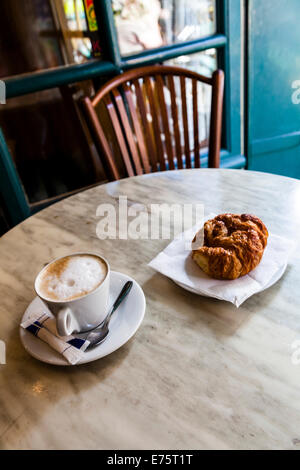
[82,65,224,180]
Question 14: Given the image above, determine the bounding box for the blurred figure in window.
[113,0,164,55]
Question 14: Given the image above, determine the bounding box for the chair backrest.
[83,65,224,180]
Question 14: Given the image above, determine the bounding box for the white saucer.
[20,271,146,366]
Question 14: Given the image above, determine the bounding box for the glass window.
[113,0,216,56]
[166,48,217,76]
[165,49,217,153]
[56,0,101,63]
[0,0,102,79]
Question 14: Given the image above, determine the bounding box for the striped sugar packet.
[21,311,90,365]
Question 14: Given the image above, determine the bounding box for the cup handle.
[57,307,79,336]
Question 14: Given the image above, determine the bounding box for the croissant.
[192,213,268,280]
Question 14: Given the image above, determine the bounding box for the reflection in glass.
[113,0,216,56]
[60,0,91,63]
[51,0,101,63]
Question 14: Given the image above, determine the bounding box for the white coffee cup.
[35,252,110,336]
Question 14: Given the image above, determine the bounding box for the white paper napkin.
[148,214,297,307]
[21,305,90,364]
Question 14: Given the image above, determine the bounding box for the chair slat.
[180,76,191,168]
[133,79,157,171]
[105,94,135,177]
[83,97,120,180]
[123,83,151,174]
[167,75,183,169]
[192,79,200,168]
[112,89,143,175]
[144,76,166,171]
[208,70,224,168]
[155,75,175,170]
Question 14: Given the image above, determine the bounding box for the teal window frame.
[1,0,245,226]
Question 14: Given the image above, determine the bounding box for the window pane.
[0,0,102,78]
[166,47,217,76]
[165,49,217,153]
[113,0,216,56]
[60,0,101,62]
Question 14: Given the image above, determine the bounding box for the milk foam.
[38,255,107,301]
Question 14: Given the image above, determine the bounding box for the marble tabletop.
[1,168,300,450]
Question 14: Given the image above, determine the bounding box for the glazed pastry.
[192,213,268,280]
